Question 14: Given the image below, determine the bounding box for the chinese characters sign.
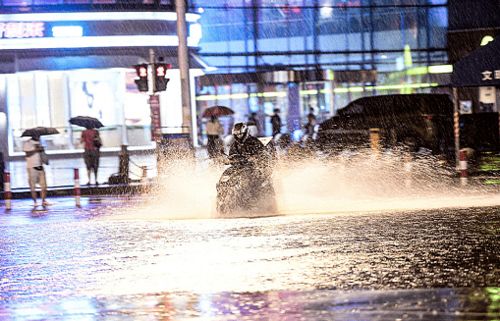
[482,70,500,81]
[0,22,45,39]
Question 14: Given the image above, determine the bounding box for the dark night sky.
[449,0,500,30]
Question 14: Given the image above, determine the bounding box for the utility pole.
[175,0,192,139]
[148,49,162,143]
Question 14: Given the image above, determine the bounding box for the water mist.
[117,148,500,220]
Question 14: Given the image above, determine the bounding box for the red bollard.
[74,168,81,207]
[3,172,11,211]
[459,149,468,186]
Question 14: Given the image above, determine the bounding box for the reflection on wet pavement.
[0,198,498,320]
[1,288,499,320]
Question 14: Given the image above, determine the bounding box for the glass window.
[257,7,311,40]
[7,72,72,153]
[33,0,63,4]
[2,0,32,5]
[68,70,124,149]
[123,71,152,146]
[63,0,91,3]
[198,7,246,42]
[429,6,447,28]
[196,0,448,82]
[372,0,422,5]
[190,0,243,6]
[372,7,402,33]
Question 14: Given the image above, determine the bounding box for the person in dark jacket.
[304,107,317,136]
[229,123,266,160]
[228,123,273,194]
[270,108,282,137]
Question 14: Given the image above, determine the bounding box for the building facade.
[193,0,450,137]
[0,1,204,161]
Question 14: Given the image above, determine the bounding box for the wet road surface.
[0,197,499,320]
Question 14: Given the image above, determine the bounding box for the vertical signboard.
[149,94,161,141]
[479,86,497,112]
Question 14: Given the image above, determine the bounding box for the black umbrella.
[69,116,104,129]
[21,126,59,137]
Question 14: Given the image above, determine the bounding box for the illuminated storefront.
[0,4,205,157]
[192,0,450,137]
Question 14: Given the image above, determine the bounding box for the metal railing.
[10,125,154,154]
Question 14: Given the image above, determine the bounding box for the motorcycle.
[216,153,277,216]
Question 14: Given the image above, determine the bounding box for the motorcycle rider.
[228,122,274,179]
[229,122,265,160]
[217,122,276,214]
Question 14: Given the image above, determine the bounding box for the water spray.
[111,146,500,221]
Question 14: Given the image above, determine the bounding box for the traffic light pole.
[176,0,193,139]
[148,49,162,143]
[147,49,164,171]
[149,49,156,95]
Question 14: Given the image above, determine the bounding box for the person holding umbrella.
[206,115,223,159]
[70,116,103,186]
[81,126,102,186]
[202,106,234,160]
[22,129,55,207]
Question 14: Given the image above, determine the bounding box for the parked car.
[316,94,456,159]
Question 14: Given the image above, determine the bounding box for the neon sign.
[0,22,45,39]
[52,26,83,38]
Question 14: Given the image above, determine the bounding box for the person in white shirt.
[23,135,48,207]
[206,116,223,159]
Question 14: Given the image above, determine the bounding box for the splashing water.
[117,148,500,220]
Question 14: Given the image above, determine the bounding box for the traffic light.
[153,63,171,92]
[134,64,149,92]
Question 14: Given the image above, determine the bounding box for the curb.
[1,183,152,200]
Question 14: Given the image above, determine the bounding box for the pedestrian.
[118,145,130,184]
[206,115,223,159]
[247,112,259,137]
[81,127,102,186]
[307,107,317,130]
[23,135,48,207]
[303,107,317,141]
[270,108,282,137]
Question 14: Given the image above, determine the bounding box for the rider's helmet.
[232,122,248,142]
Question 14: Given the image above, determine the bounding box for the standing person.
[304,107,317,138]
[307,107,317,128]
[81,127,102,186]
[118,144,130,184]
[270,108,282,137]
[247,112,259,137]
[23,135,48,207]
[206,115,223,159]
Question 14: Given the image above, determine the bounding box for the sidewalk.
[0,195,138,221]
